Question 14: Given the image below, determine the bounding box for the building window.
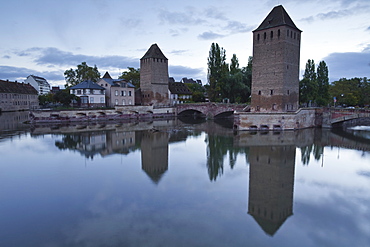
[258,90,261,95]
[115,99,118,105]
[100,97,104,103]
[115,90,118,96]
[270,31,273,39]
[123,90,126,96]
[122,99,126,105]
[77,89,81,94]
[129,99,132,105]
[128,91,132,96]
[270,90,273,95]
[90,97,94,103]
[101,90,104,94]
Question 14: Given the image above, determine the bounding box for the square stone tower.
[250,5,301,112]
[140,44,170,106]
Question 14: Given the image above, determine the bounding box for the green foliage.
[38,93,54,105]
[186,83,206,102]
[207,43,252,103]
[300,59,330,107]
[53,89,78,106]
[329,77,370,107]
[64,62,101,88]
[118,67,140,88]
[316,61,330,106]
[207,43,229,102]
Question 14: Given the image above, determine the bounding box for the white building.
[25,75,51,95]
[97,72,135,107]
[70,80,105,108]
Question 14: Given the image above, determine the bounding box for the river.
[0,111,370,247]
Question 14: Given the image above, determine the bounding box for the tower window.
[258,90,261,95]
[257,33,260,40]
[264,32,266,39]
[270,90,273,95]
[278,29,280,37]
[270,31,273,39]
[287,30,289,37]
[294,32,296,39]
[287,90,290,95]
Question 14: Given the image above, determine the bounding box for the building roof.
[27,75,50,85]
[69,80,105,90]
[0,80,38,94]
[102,71,113,79]
[254,5,301,32]
[169,82,192,95]
[141,43,168,60]
[98,77,135,88]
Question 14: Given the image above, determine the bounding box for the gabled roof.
[141,44,168,60]
[0,80,38,94]
[254,5,301,32]
[102,71,112,79]
[70,80,105,90]
[169,82,192,95]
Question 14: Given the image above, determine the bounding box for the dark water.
[1,112,370,247]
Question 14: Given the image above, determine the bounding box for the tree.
[53,89,78,106]
[64,62,101,88]
[118,67,140,88]
[316,61,330,106]
[186,83,206,102]
[300,59,318,106]
[207,43,228,102]
[329,77,370,107]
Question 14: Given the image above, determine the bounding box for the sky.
[0,0,369,88]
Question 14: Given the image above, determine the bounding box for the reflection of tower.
[140,130,169,184]
[248,145,295,236]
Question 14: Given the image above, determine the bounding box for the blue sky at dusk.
[0,0,369,87]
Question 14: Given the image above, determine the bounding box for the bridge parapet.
[176,103,247,119]
[323,108,370,127]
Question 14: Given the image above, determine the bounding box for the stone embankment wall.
[234,108,318,131]
[30,106,176,123]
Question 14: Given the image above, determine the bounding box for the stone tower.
[250,5,301,112]
[140,44,169,106]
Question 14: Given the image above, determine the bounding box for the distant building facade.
[25,75,51,95]
[0,79,39,112]
[97,72,135,107]
[70,80,105,108]
[140,44,170,106]
[168,79,192,105]
[250,5,301,113]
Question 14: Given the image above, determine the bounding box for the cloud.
[366,26,370,31]
[169,50,189,55]
[158,9,206,25]
[323,49,370,81]
[169,28,189,37]
[13,47,139,70]
[204,6,227,20]
[198,31,225,40]
[224,21,254,34]
[2,55,10,59]
[169,65,204,81]
[0,65,64,82]
[300,3,370,22]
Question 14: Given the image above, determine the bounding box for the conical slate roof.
[141,44,168,60]
[254,5,301,32]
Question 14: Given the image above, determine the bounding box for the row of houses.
[0,79,39,112]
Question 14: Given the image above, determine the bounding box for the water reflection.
[1,113,370,246]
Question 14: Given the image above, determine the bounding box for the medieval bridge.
[176,103,247,119]
[322,108,370,128]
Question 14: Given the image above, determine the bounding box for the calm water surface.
[1,112,370,247]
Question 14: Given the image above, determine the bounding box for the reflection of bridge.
[176,103,247,119]
[323,108,370,128]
